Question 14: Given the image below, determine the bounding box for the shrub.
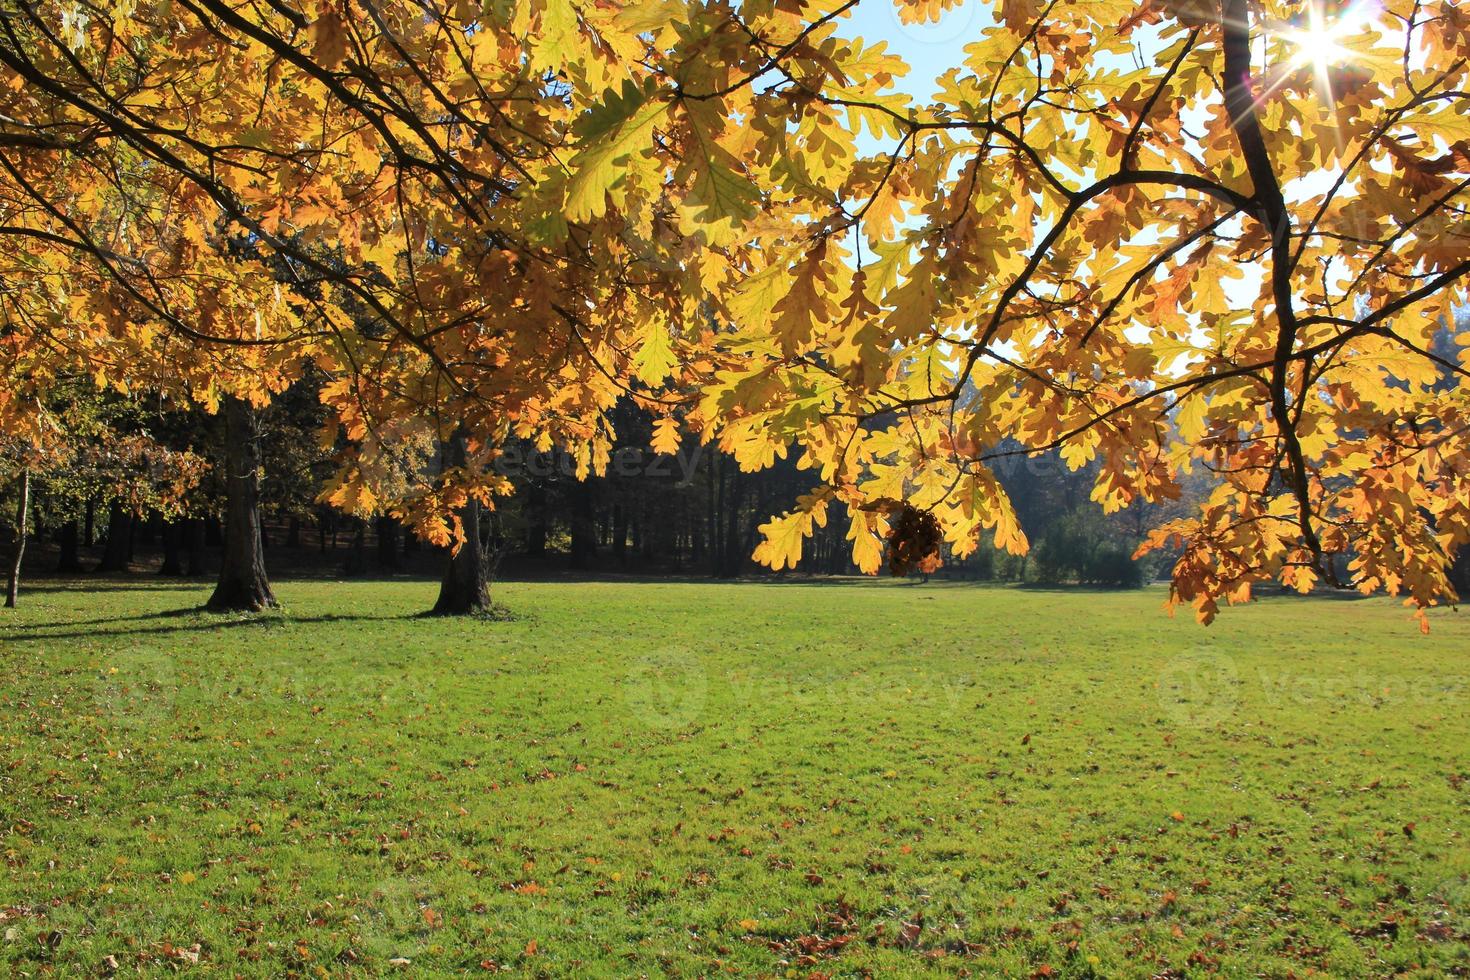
[1084,546,1144,588]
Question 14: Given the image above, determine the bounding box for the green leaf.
[563,80,666,222]
[687,157,760,225]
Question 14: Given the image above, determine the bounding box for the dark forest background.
[4,382,1190,590]
[7,315,1469,595]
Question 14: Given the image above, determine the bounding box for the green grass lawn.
[1,579,1467,977]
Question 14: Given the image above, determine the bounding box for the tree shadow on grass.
[19,579,212,593]
[1,606,425,643]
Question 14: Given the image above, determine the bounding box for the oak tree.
[2,0,1467,628]
[690,0,1470,629]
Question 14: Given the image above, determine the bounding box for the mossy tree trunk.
[208,396,276,612]
[432,431,490,615]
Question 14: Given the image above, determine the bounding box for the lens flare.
[1281,2,1370,78]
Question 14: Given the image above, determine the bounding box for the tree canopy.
[2,0,1469,625]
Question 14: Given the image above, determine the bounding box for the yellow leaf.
[752,493,829,571]
[728,263,792,330]
[631,323,676,385]
[531,0,582,73]
[847,508,887,574]
[650,416,681,455]
[1175,394,1208,442]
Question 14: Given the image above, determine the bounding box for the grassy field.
[1,578,1467,977]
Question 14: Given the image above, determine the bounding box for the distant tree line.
[1,379,1182,594]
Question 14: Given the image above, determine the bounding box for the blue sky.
[836,0,991,101]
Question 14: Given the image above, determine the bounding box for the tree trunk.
[5,469,29,607]
[376,514,401,571]
[137,511,160,548]
[56,519,84,573]
[706,456,717,573]
[432,432,491,615]
[690,503,704,565]
[159,520,185,576]
[96,500,132,572]
[344,518,368,576]
[569,480,596,569]
[719,461,745,578]
[611,503,628,566]
[524,481,548,558]
[185,517,209,576]
[208,396,276,611]
[710,453,724,575]
[84,497,95,547]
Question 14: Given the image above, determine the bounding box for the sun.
[1280,2,1371,78]
[1286,21,1351,73]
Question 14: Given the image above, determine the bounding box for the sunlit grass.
[2,579,1467,976]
